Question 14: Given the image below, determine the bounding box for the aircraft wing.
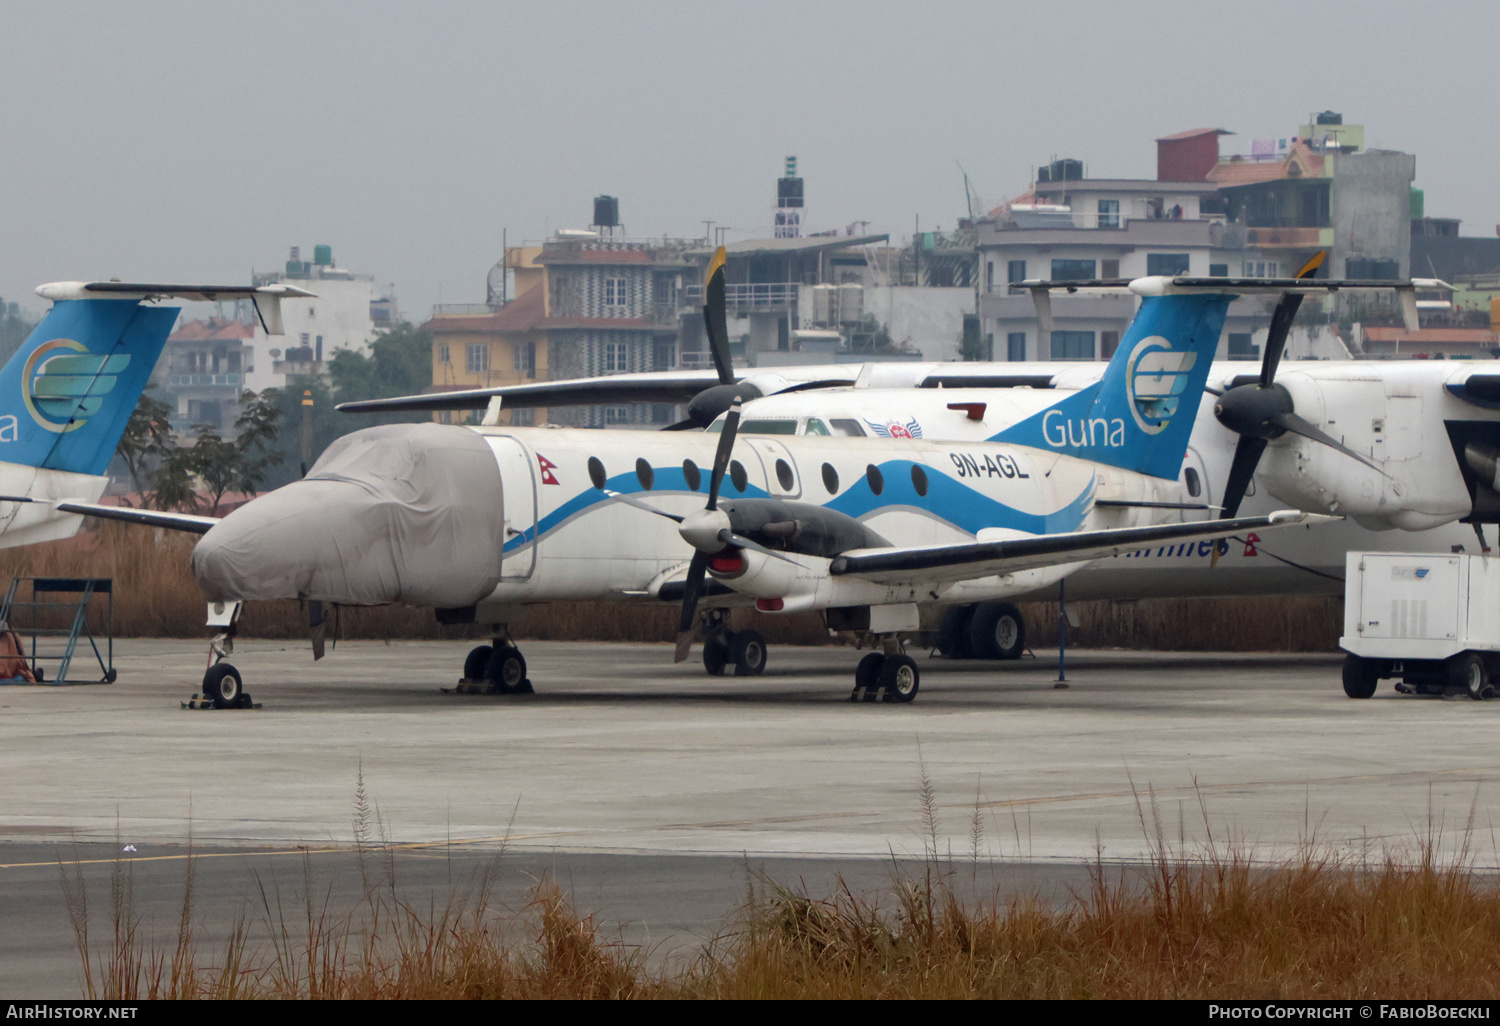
[828,510,1335,584]
[336,371,727,413]
[55,502,219,534]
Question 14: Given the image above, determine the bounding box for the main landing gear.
[850,638,920,704]
[459,631,533,694]
[699,610,767,677]
[936,602,1027,661]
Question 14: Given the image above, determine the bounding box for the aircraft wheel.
[879,655,920,704]
[463,645,492,682]
[1449,652,1491,701]
[731,629,767,677]
[1341,654,1379,699]
[968,602,1026,660]
[485,644,528,694]
[936,606,974,659]
[203,663,244,709]
[703,635,730,676]
[855,653,884,692]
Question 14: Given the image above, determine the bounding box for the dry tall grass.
[1,523,1342,650]
[69,824,1500,1000]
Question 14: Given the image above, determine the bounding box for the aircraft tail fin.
[993,292,1232,479]
[0,297,181,477]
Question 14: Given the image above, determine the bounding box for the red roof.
[424,283,546,334]
[168,317,254,342]
[1208,141,1325,188]
[1156,127,1231,141]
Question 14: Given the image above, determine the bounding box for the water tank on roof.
[838,283,863,324]
[593,195,620,228]
[313,244,333,266]
[1050,158,1083,181]
[1315,110,1343,125]
[811,284,836,325]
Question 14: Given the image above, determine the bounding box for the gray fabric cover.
[193,423,504,607]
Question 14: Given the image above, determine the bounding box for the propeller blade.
[705,402,741,511]
[702,246,735,386]
[602,489,684,523]
[1220,435,1268,520]
[1258,251,1326,388]
[1272,412,1385,473]
[674,550,710,662]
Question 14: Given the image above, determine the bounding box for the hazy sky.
[1,0,1494,320]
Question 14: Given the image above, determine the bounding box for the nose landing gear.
[185,601,257,709]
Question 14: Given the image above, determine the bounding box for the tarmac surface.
[2,637,1499,995]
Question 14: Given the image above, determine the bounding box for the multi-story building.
[247,245,396,392]
[158,317,254,433]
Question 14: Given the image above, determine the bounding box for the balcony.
[168,373,242,388]
[682,282,798,311]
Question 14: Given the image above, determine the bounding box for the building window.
[1209,263,1228,277]
[604,406,630,425]
[513,340,536,377]
[603,276,628,310]
[1101,330,1120,358]
[1228,333,1259,358]
[511,408,534,426]
[1097,199,1120,228]
[1101,259,1120,278]
[1346,258,1399,280]
[603,340,629,373]
[466,343,489,373]
[985,261,995,292]
[1244,260,1279,278]
[1050,259,1096,281]
[1146,253,1190,276]
[1007,332,1026,362]
[1050,330,1095,360]
[438,343,450,363]
[1007,260,1027,284]
[652,339,675,371]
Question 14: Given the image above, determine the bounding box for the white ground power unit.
[1340,551,1500,701]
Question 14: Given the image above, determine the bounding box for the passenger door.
[485,435,538,581]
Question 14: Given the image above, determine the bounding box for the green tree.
[153,390,283,514]
[115,389,175,504]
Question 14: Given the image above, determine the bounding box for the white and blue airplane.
[62,266,1368,706]
[0,280,311,547]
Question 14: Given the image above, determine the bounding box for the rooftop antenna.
[956,160,975,220]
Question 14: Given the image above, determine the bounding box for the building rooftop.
[1156,127,1232,142]
[685,234,889,259]
[1032,178,1223,195]
[167,317,254,343]
[423,283,545,333]
[1207,141,1326,188]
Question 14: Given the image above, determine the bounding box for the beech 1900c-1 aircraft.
[337,253,1472,675]
[60,259,1403,706]
[0,281,311,547]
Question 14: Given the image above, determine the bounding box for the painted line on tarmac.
[0,833,548,871]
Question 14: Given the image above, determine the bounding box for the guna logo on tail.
[22,339,130,433]
[1125,335,1196,435]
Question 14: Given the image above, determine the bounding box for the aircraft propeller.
[663,247,764,431]
[1212,252,1383,518]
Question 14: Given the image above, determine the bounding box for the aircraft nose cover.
[192,423,504,607]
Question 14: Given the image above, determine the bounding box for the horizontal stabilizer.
[55,501,219,534]
[828,510,1334,584]
[35,282,316,336]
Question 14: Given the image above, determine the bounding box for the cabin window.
[821,463,839,494]
[866,464,884,495]
[635,458,654,490]
[829,419,865,437]
[910,465,929,497]
[729,460,748,493]
[682,459,701,491]
[741,419,797,435]
[1184,467,1201,497]
[775,459,795,491]
[587,457,607,490]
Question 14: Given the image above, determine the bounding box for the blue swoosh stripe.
[503,459,1092,554]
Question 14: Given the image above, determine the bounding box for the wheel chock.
[181,691,260,710]
[848,685,885,703]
